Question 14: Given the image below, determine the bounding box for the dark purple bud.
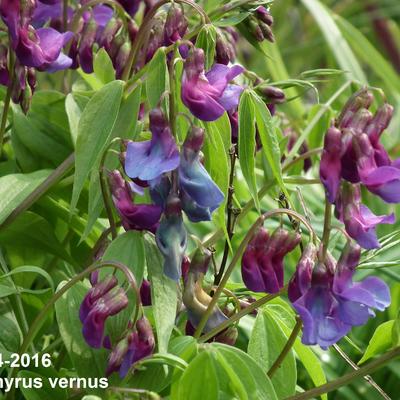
[336,241,361,277]
[215,32,231,65]
[338,88,374,128]
[183,126,205,157]
[288,243,317,303]
[249,18,264,42]
[79,18,97,73]
[320,126,342,203]
[114,41,131,79]
[366,103,394,144]
[164,3,188,46]
[116,0,141,17]
[241,227,301,294]
[256,6,274,25]
[214,326,238,346]
[127,19,138,42]
[0,44,10,86]
[140,279,152,306]
[259,21,275,42]
[98,17,122,51]
[106,335,130,376]
[258,85,285,104]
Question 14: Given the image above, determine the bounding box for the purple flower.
[116,0,141,16]
[181,48,244,121]
[118,316,155,378]
[241,227,301,294]
[320,126,342,203]
[335,183,395,249]
[179,127,224,221]
[125,108,180,182]
[139,279,152,306]
[289,243,390,348]
[107,316,155,378]
[355,133,400,204]
[80,278,129,348]
[164,3,188,47]
[155,195,187,281]
[109,170,162,233]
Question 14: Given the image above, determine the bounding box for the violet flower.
[335,183,395,249]
[179,126,224,221]
[289,243,390,348]
[107,316,155,378]
[125,108,180,183]
[155,195,188,281]
[80,280,129,348]
[109,170,162,233]
[241,227,301,294]
[181,48,244,121]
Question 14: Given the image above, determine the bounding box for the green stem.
[284,347,400,400]
[267,317,302,378]
[194,209,316,338]
[0,153,75,231]
[99,166,118,239]
[321,199,332,259]
[199,289,285,343]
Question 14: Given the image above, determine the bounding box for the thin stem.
[199,289,285,342]
[321,200,332,260]
[282,147,322,171]
[0,153,75,231]
[333,344,391,400]
[284,347,400,400]
[194,209,316,338]
[267,317,302,378]
[214,145,237,286]
[99,167,118,239]
[63,0,69,31]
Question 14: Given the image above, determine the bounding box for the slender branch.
[194,209,316,338]
[282,147,322,171]
[0,153,75,231]
[333,344,391,400]
[267,317,302,378]
[199,288,285,343]
[99,166,118,239]
[214,145,237,286]
[284,347,400,400]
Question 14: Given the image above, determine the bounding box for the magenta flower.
[181,48,244,121]
[109,170,162,233]
[125,108,180,182]
[241,227,301,294]
[289,243,390,348]
[320,126,342,203]
[335,183,395,249]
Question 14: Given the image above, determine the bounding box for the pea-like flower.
[241,227,301,294]
[156,195,188,281]
[289,243,390,348]
[181,48,244,121]
[108,170,162,233]
[125,108,180,183]
[179,126,224,221]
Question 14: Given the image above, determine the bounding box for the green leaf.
[358,320,394,364]
[251,92,290,201]
[101,231,145,341]
[83,80,143,241]
[173,350,219,400]
[138,353,189,371]
[55,281,108,382]
[212,343,278,400]
[0,170,51,225]
[146,48,169,109]
[0,212,74,265]
[144,235,177,353]
[238,90,259,211]
[202,119,230,240]
[0,309,21,358]
[65,93,89,146]
[248,309,296,398]
[71,80,124,212]
[300,0,366,83]
[195,24,217,70]
[93,48,115,85]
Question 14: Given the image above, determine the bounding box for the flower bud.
[242,227,301,294]
[156,195,187,281]
[249,18,264,42]
[106,335,130,376]
[338,88,374,128]
[258,85,285,104]
[114,41,131,79]
[256,6,274,25]
[259,21,275,42]
[214,326,238,346]
[0,44,9,86]
[366,103,394,144]
[140,279,152,306]
[98,17,122,51]
[164,3,188,46]
[215,32,231,65]
[78,18,97,73]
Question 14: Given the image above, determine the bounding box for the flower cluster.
[320,89,397,248]
[288,243,390,348]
